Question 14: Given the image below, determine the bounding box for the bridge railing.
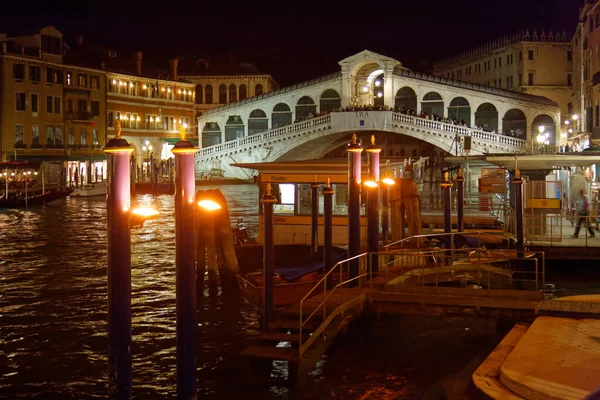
[298,232,545,358]
[391,112,527,150]
[195,114,332,160]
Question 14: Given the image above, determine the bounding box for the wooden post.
[195,190,206,298]
[262,183,276,331]
[347,134,363,280]
[456,168,465,233]
[310,179,319,254]
[514,170,524,257]
[366,135,381,274]
[381,182,389,242]
[322,179,334,274]
[171,127,197,400]
[104,120,133,400]
[441,172,453,264]
[212,189,241,287]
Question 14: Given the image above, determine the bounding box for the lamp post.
[347,133,363,281]
[171,126,197,400]
[456,168,465,233]
[441,171,453,264]
[535,125,545,154]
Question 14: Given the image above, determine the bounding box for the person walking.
[573,188,595,238]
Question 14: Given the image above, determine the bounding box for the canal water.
[0,184,598,399]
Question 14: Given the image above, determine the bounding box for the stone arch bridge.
[195,50,560,179]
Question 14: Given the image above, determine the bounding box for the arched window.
[205,85,213,104]
[239,84,247,100]
[229,84,237,103]
[272,103,292,128]
[255,83,263,96]
[201,122,221,148]
[319,89,341,112]
[502,109,527,139]
[421,92,444,116]
[195,85,203,105]
[447,97,471,125]
[531,114,556,148]
[225,115,244,141]
[248,109,268,135]
[219,85,227,104]
[474,103,498,132]
[394,87,417,111]
[295,96,316,119]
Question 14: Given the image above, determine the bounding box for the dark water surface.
[0,184,597,399]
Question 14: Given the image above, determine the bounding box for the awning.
[446,153,600,171]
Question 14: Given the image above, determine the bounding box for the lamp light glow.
[364,180,378,188]
[382,177,395,185]
[362,86,369,92]
[197,199,221,211]
[538,125,545,134]
[572,114,579,120]
[376,92,383,98]
[131,207,159,218]
[375,80,381,86]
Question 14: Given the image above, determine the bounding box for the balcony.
[66,111,95,121]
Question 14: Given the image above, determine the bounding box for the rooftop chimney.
[133,51,143,76]
[169,59,179,81]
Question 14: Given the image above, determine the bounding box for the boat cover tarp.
[275,246,348,281]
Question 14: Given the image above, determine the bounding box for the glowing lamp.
[572,114,579,120]
[382,177,395,186]
[377,92,383,98]
[364,180,378,188]
[538,125,545,134]
[362,86,369,92]
[565,120,570,125]
[198,199,221,211]
[112,79,117,85]
[375,80,381,86]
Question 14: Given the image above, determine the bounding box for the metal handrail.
[384,230,513,250]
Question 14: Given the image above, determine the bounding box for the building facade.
[433,30,572,148]
[0,25,107,186]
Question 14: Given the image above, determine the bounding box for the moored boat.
[0,189,73,208]
[70,181,107,197]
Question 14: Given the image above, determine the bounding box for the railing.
[196,114,332,160]
[298,230,545,358]
[524,213,599,247]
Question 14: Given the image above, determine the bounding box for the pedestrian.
[74,168,79,188]
[573,188,595,238]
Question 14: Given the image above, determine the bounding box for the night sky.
[1,0,581,86]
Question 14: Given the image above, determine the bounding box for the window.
[55,127,63,145]
[46,96,53,113]
[31,93,38,113]
[66,71,72,86]
[30,65,41,82]
[15,125,24,146]
[13,64,25,80]
[255,83,263,96]
[568,74,573,86]
[518,73,522,86]
[54,97,61,114]
[498,57,502,67]
[229,84,237,103]
[91,101,100,116]
[32,126,40,146]
[131,113,138,129]
[47,126,55,145]
[568,102,573,116]
[519,51,522,61]
[92,129,99,145]
[41,35,62,55]
[567,51,573,61]
[506,77,510,88]
[78,99,87,114]
[90,76,99,89]
[46,68,63,84]
[219,84,227,104]
[68,128,75,145]
[205,85,213,104]
[109,79,117,93]
[80,128,87,145]
[506,55,510,64]
[528,50,534,60]
[528,72,534,85]
[15,93,26,111]
[494,59,497,68]
[67,98,73,114]
[78,74,87,88]
[108,111,114,128]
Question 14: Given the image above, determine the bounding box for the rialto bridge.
[195,50,560,179]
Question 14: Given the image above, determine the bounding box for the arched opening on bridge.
[248,109,268,135]
[474,103,498,132]
[195,85,203,104]
[421,92,444,116]
[320,89,341,112]
[205,85,213,104]
[296,96,317,121]
[225,115,244,142]
[255,84,263,96]
[229,84,237,103]
[394,87,417,111]
[372,73,385,107]
[353,63,383,106]
[239,84,247,101]
[201,122,221,147]
[219,85,227,104]
[532,114,556,148]
[447,97,471,125]
[272,103,292,128]
[502,109,527,139]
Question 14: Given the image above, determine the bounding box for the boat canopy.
[0,161,41,169]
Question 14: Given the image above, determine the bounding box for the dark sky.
[1,0,581,86]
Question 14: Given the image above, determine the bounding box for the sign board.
[526,199,561,209]
[481,168,505,178]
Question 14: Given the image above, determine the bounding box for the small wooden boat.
[0,189,73,208]
[70,182,106,197]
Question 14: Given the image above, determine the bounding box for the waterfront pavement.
[473,295,600,399]
[528,216,600,248]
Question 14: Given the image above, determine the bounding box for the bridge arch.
[531,114,556,147]
[272,103,292,128]
[447,97,471,125]
[394,86,417,111]
[225,116,244,141]
[296,96,317,120]
[474,102,499,132]
[421,91,444,117]
[353,63,384,106]
[201,122,221,147]
[319,89,341,112]
[502,109,527,139]
[248,109,268,135]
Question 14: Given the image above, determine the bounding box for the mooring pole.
[381,180,389,242]
[347,134,363,281]
[456,168,465,233]
[441,171,453,264]
[514,170,524,257]
[262,183,276,331]
[104,120,133,400]
[171,127,197,400]
[322,179,334,275]
[310,178,319,254]
[366,135,381,275]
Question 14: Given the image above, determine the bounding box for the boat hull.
[0,189,73,208]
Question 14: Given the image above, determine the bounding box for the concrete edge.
[472,322,529,399]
